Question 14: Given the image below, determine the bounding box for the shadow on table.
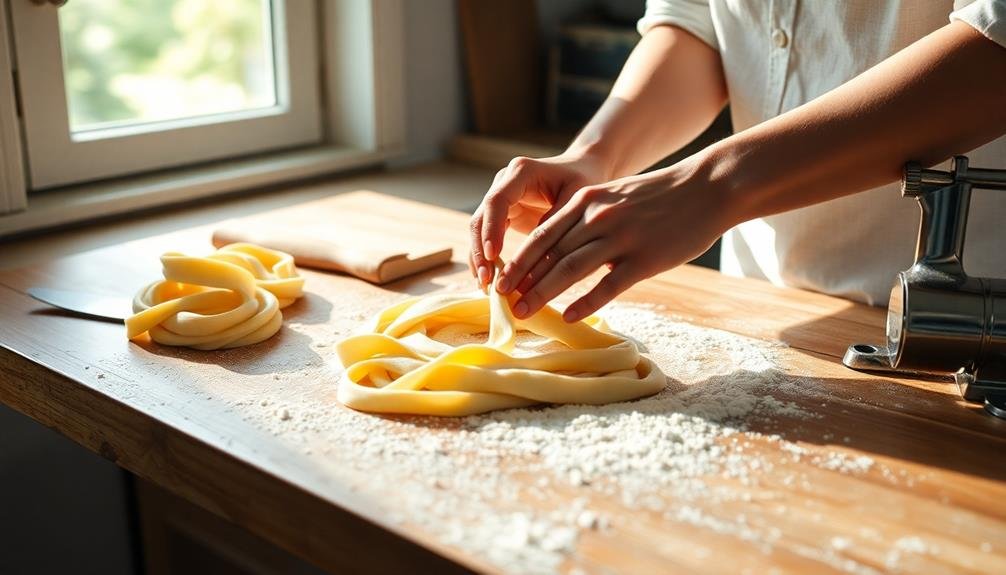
[130,325,323,377]
[379,262,472,297]
[388,365,1006,482]
[28,307,125,324]
[774,302,1006,473]
[128,294,332,376]
[281,290,334,325]
[770,299,887,361]
[730,370,1006,482]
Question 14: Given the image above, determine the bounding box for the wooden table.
[1,191,1003,574]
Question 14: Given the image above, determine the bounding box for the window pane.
[58,0,277,133]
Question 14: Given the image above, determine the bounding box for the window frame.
[0,0,406,235]
[11,0,326,190]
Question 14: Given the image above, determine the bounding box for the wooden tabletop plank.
[1,191,1003,574]
[0,281,488,574]
[623,268,889,359]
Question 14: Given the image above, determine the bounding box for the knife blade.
[26,287,131,323]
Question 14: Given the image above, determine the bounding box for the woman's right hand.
[469,152,610,287]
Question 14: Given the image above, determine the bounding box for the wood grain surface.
[1,191,1003,574]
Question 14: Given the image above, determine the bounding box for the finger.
[511,239,615,319]
[467,250,481,288]
[505,182,580,279]
[482,157,535,261]
[515,252,553,296]
[536,182,580,225]
[469,168,509,280]
[514,222,599,296]
[496,198,585,294]
[468,209,492,286]
[563,262,643,323]
[508,203,549,236]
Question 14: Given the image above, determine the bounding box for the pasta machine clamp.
[843,156,1006,418]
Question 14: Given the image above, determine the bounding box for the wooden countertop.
[1,189,1004,574]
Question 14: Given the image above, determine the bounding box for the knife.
[27,287,130,323]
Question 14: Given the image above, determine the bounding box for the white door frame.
[0,0,26,215]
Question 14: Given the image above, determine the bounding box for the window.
[61,0,277,131]
[0,0,406,234]
[10,0,322,189]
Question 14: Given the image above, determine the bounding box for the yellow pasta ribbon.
[127,243,305,350]
[336,264,666,416]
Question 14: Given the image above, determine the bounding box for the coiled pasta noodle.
[127,243,304,350]
[336,264,666,416]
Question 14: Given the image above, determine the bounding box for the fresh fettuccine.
[336,265,666,416]
[127,243,304,350]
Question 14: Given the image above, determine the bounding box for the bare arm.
[499,21,1006,322]
[567,25,727,180]
[714,21,1006,221]
[469,26,726,286]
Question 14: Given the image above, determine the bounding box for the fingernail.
[497,275,511,293]
[483,240,494,261]
[477,266,490,285]
[563,308,580,323]
[513,301,528,318]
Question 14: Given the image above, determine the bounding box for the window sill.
[0,145,394,239]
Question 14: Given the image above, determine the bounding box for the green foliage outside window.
[59,0,275,131]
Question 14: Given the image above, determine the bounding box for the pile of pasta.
[126,243,305,350]
[336,266,666,416]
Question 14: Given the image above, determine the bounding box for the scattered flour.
[209,301,907,574]
[830,536,853,551]
[884,535,938,570]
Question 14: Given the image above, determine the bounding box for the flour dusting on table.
[193,298,902,575]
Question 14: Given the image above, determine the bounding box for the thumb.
[481,157,537,261]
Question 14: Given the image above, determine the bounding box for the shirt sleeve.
[950,0,1006,48]
[637,0,719,51]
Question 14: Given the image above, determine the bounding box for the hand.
[469,152,610,287]
[496,154,734,322]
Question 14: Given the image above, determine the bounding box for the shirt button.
[772,28,789,48]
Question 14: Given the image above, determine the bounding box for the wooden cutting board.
[212,191,453,284]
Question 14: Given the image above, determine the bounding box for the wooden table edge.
[0,331,489,574]
[3,191,1004,573]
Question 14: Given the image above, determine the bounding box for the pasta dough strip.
[127,243,305,350]
[336,265,666,416]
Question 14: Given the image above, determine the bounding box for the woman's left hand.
[495,153,736,323]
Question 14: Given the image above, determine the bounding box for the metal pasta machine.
[843,156,1006,418]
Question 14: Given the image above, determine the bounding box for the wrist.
[692,138,759,230]
[561,141,620,181]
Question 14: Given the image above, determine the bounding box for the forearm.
[705,21,1006,224]
[489,18,1006,319]
[567,25,727,180]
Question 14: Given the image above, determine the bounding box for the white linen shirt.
[639,0,1006,305]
